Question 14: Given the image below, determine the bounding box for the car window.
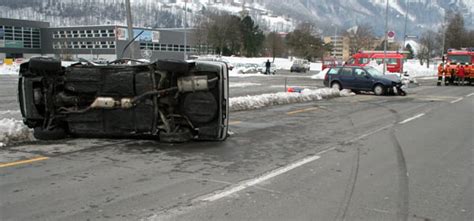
[366,67,384,76]
[354,68,366,77]
[346,58,355,64]
[328,68,340,75]
[358,58,370,64]
[340,68,353,76]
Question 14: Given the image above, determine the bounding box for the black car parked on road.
[18,57,229,142]
[323,66,406,96]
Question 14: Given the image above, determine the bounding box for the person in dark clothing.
[458,65,465,86]
[265,59,271,75]
[450,68,456,85]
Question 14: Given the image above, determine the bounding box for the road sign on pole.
[387,31,395,43]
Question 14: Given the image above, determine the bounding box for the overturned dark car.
[18,57,229,142]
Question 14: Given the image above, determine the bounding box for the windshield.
[365,67,384,76]
[448,55,471,64]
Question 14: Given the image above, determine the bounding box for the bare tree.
[344,24,376,54]
[265,32,285,62]
[419,30,439,68]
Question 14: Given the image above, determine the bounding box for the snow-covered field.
[0,64,20,75]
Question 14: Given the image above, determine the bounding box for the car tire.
[373,84,385,96]
[160,127,193,143]
[33,126,67,140]
[29,57,62,74]
[331,82,342,90]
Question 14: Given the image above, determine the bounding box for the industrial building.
[0,18,211,62]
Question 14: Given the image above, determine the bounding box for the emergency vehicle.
[345,51,406,73]
[437,48,474,86]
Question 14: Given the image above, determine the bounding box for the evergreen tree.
[405,44,414,59]
[240,16,264,57]
[445,13,465,50]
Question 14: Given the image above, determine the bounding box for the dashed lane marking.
[465,93,474,97]
[229,121,242,125]
[200,155,321,202]
[450,97,463,104]
[398,113,426,125]
[0,156,49,168]
[286,107,319,115]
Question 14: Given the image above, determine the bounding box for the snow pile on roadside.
[311,68,329,80]
[222,56,323,71]
[367,59,437,77]
[230,88,354,112]
[0,118,34,147]
[230,83,262,88]
[229,70,266,77]
[0,64,20,75]
[403,60,437,77]
[310,62,322,71]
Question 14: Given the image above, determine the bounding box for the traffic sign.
[387,31,395,43]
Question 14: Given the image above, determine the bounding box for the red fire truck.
[437,48,474,86]
[345,51,406,73]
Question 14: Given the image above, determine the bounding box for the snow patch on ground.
[229,70,266,77]
[0,118,34,147]
[230,83,262,88]
[229,88,354,112]
[222,56,323,72]
[0,64,20,75]
[368,59,437,78]
[311,68,329,80]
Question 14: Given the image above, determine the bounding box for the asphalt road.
[0,72,473,221]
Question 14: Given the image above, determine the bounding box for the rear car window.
[328,68,340,75]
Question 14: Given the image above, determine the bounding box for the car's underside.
[18,57,229,142]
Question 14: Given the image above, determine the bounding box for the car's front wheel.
[373,84,385,96]
[331,82,342,90]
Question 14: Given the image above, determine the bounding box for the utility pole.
[184,0,188,60]
[441,9,446,58]
[403,0,409,49]
[333,26,337,58]
[125,0,135,59]
[383,0,389,75]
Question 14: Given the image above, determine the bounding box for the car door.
[339,67,356,89]
[353,68,373,90]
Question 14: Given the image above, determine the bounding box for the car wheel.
[160,127,193,143]
[373,84,385,96]
[331,82,341,90]
[33,126,67,140]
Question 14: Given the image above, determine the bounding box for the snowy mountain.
[0,0,472,37]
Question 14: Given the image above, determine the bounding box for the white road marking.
[450,97,463,104]
[347,124,393,143]
[466,93,474,97]
[200,155,321,202]
[398,113,425,124]
[200,122,400,203]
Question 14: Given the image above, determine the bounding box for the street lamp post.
[184,0,188,60]
[333,26,337,58]
[383,0,389,75]
[403,0,409,49]
[125,0,135,59]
